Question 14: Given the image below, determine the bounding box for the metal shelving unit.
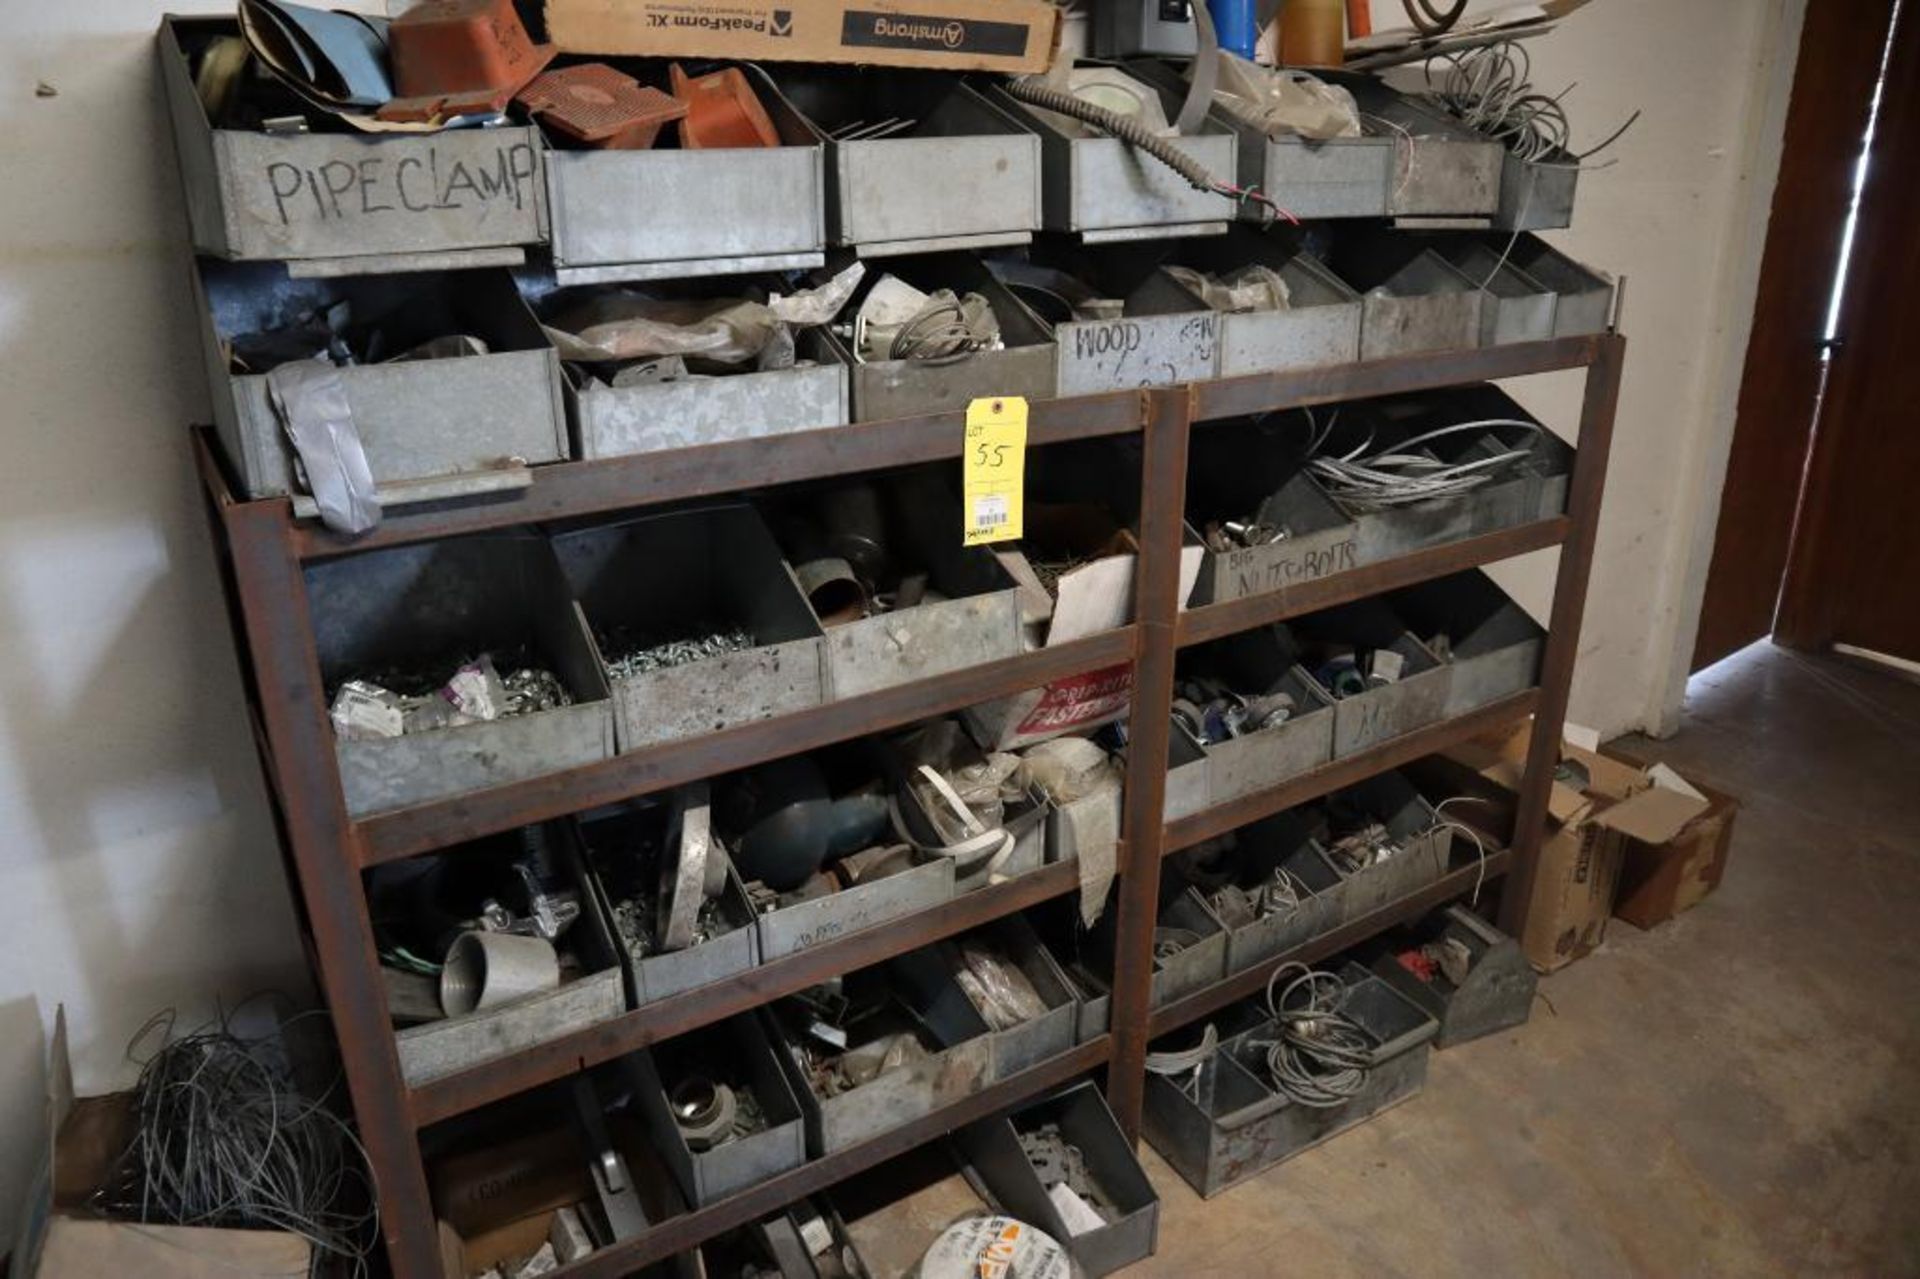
[194,331,1622,1279]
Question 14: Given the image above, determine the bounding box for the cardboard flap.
[1592,784,1710,845]
[1546,783,1592,826]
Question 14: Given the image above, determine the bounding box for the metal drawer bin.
[755,852,956,961]
[1327,73,1502,218]
[624,1015,808,1205]
[1164,720,1212,823]
[1372,905,1536,1049]
[840,256,1058,421]
[1143,967,1438,1197]
[1127,59,1392,221]
[551,506,829,752]
[578,804,760,1005]
[1432,240,1558,346]
[1173,809,1343,976]
[390,823,625,1087]
[544,66,824,284]
[766,953,994,1154]
[1496,150,1579,232]
[195,260,568,502]
[988,80,1236,241]
[947,915,1080,1079]
[1167,229,1364,377]
[774,71,1042,256]
[1311,409,1474,561]
[988,253,1219,396]
[1188,462,1361,605]
[958,1082,1160,1277]
[1295,599,1451,757]
[160,18,545,275]
[1391,572,1543,716]
[1094,884,1229,1008]
[305,533,615,817]
[1324,772,1452,923]
[957,784,1052,894]
[1342,247,1485,361]
[1506,237,1618,337]
[1182,628,1337,804]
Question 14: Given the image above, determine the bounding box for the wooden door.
[1691,0,1898,670]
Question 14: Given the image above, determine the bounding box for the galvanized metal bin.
[1027,899,1116,1044]
[1141,964,1439,1197]
[988,251,1220,396]
[1188,448,1363,605]
[1171,808,1344,976]
[1126,59,1392,222]
[1340,246,1485,361]
[195,260,568,501]
[1308,407,1477,562]
[1371,906,1536,1048]
[623,1015,808,1205]
[544,65,824,284]
[550,506,829,752]
[1430,239,1558,346]
[956,785,1053,895]
[987,79,1236,241]
[1496,149,1579,232]
[1181,627,1337,805]
[836,255,1056,421]
[1166,228,1365,377]
[755,850,956,961]
[1294,599,1451,757]
[305,533,615,817]
[1506,236,1618,337]
[1164,720,1213,823]
[945,914,1080,1078]
[159,17,547,275]
[522,272,851,459]
[577,804,761,1005]
[1390,572,1543,716]
[746,1198,870,1279]
[766,952,994,1153]
[1325,73,1502,219]
[390,823,626,1087]
[1322,772,1453,924]
[1094,884,1229,1008]
[958,1082,1160,1276]
[773,70,1041,256]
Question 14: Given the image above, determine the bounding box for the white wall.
[0,0,1798,1246]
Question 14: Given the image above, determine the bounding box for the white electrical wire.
[1424,40,1641,167]
[1297,409,1544,511]
[1429,796,1496,905]
[1257,964,1372,1108]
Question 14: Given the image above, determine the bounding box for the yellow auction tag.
[963,396,1027,545]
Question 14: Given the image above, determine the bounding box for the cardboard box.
[1444,725,1710,972]
[545,0,1061,73]
[13,1011,313,1279]
[1610,767,1739,930]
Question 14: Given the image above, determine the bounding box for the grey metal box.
[1327,74,1501,218]
[1433,240,1558,346]
[550,506,829,752]
[625,1015,808,1205]
[1189,472,1361,605]
[1164,720,1212,823]
[987,257,1218,396]
[1165,228,1364,377]
[1371,906,1536,1049]
[959,1082,1159,1277]
[578,804,761,1005]
[1295,600,1451,756]
[1306,408,1476,561]
[750,1199,870,1279]
[1126,58,1392,221]
[160,18,545,275]
[1142,968,1437,1197]
[1101,885,1229,1008]
[1196,663,1337,806]
[392,824,626,1087]
[775,71,1041,256]
[1349,249,1485,361]
[1323,772,1452,923]
[1506,236,1617,337]
[1391,572,1544,716]
[305,533,615,817]
[195,260,568,501]
[1496,150,1579,232]
[946,915,1080,1079]
[755,850,956,961]
[988,80,1236,241]
[840,256,1058,421]
[767,953,994,1153]
[1171,808,1345,976]
[543,67,824,284]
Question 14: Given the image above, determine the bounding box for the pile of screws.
[611,892,727,959]
[600,624,755,679]
[1325,821,1400,873]
[330,649,572,741]
[1029,554,1091,600]
[1202,519,1291,552]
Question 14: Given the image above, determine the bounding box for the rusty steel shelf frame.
[195,333,1623,1279]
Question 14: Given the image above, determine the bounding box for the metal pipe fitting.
[439,930,560,1016]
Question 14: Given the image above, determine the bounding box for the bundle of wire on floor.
[1297,407,1544,511]
[1258,963,1373,1108]
[94,1004,377,1274]
[1424,39,1641,166]
[1145,1023,1220,1099]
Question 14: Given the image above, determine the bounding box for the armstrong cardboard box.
[545,0,1061,73]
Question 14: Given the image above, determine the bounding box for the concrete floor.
[855,644,1920,1276]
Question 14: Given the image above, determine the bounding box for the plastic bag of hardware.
[954,939,1050,1029]
[914,1216,1071,1279]
[542,292,788,368]
[768,260,866,328]
[1166,264,1292,314]
[1205,52,1361,140]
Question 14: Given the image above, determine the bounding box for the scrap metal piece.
[669,1076,738,1151]
[660,782,713,952]
[266,358,380,534]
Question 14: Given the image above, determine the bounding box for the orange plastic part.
[517,64,688,149]
[669,63,780,149]
[378,0,555,123]
[1279,0,1346,66]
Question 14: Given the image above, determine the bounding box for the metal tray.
[1166,228,1365,377]
[1506,236,1618,337]
[1345,248,1485,361]
[1432,239,1558,346]
[1322,772,1454,924]
[1325,73,1502,218]
[944,914,1080,1079]
[755,852,956,961]
[1496,149,1579,232]
[1390,571,1543,716]
[1293,599,1451,756]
